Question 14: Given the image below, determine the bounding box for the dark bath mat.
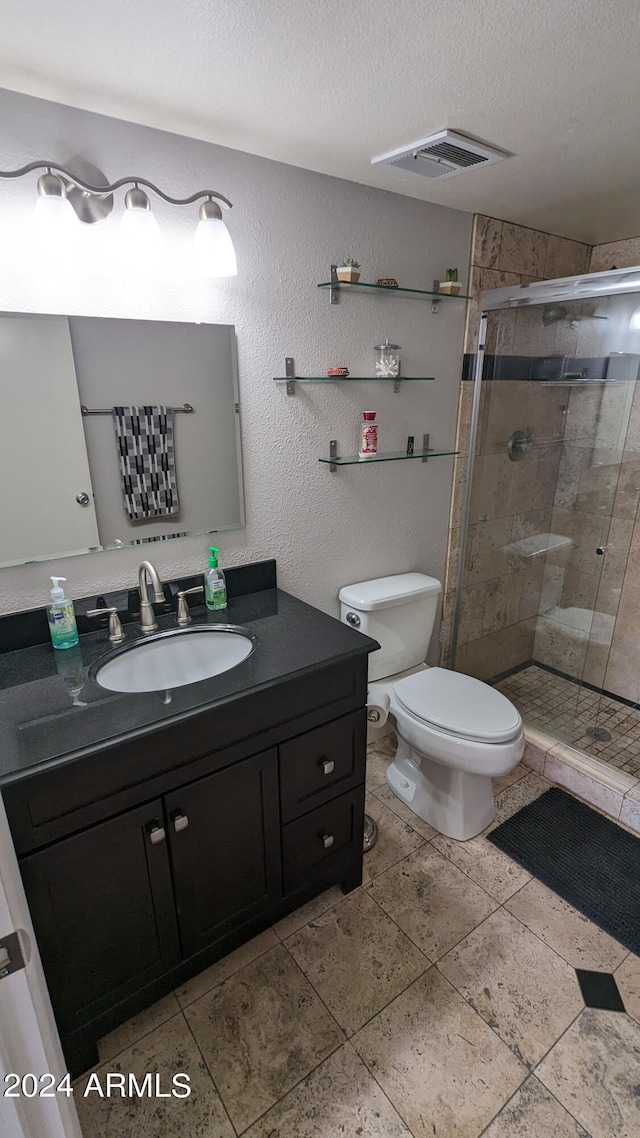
[488,787,640,956]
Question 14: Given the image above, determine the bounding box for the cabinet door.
[166,749,281,958]
[20,799,179,1033]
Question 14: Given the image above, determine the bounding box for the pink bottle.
[359,411,378,458]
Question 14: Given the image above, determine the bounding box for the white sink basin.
[90,625,256,693]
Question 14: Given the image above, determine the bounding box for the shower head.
[542,304,569,326]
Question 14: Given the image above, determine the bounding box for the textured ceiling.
[2,0,640,244]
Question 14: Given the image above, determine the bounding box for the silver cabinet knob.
[346,612,360,627]
[146,821,166,845]
[321,833,335,849]
[596,546,608,555]
[321,759,335,775]
[76,492,90,506]
[172,811,189,833]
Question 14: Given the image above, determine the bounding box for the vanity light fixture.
[0,160,237,277]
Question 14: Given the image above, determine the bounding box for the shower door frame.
[451,264,640,664]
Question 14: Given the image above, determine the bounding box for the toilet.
[339,573,524,840]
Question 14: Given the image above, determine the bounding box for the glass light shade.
[630,305,640,330]
[33,194,77,259]
[120,205,163,269]
[193,216,237,277]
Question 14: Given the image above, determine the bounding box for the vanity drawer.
[279,710,366,823]
[281,786,365,893]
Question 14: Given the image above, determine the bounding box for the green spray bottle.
[204,547,227,611]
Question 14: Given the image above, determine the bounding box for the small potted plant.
[335,258,361,283]
[439,268,461,295]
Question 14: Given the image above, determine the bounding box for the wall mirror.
[0,313,244,567]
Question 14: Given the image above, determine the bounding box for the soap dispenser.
[204,547,228,611]
[47,577,79,649]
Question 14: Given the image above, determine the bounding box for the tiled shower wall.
[443,218,640,705]
[441,215,590,679]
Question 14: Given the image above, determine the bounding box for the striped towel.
[112,405,180,521]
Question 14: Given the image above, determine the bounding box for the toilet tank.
[339,573,442,681]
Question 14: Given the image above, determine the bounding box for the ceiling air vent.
[372,130,509,180]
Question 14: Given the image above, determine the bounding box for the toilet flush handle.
[345,612,361,627]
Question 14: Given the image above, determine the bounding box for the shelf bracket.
[431,280,441,314]
[329,264,339,305]
[422,433,430,462]
[329,439,338,472]
[285,356,296,395]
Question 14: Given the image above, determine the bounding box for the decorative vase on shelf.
[439,269,461,295]
[374,337,401,377]
[336,260,361,283]
[438,281,462,295]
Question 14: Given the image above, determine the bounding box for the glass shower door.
[453,290,640,752]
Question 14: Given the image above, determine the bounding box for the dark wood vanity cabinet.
[3,659,369,1076]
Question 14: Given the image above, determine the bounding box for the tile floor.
[496,664,640,778]
[73,732,640,1138]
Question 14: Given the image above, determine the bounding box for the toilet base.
[386,736,496,841]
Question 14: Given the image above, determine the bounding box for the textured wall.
[0,87,471,623]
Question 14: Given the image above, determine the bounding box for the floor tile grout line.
[361,882,440,968]
[278,935,350,1040]
[499,892,630,975]
[440,955,541,1063]
[475,1071,593,1138]
[181,1010,239,1137]
[430,889,628,1060]
[282,890,433,1043]
[363,848,503,962]
[425,831,533,905]
[348,1036,423,1138]
[272,890,352,942]
[361,834,429,885]
[344,1038,422,1138]
[231,1036,420,1138]
[525,1006,595,1132]
[230,1038,345,1135]
[176,933,279,1009]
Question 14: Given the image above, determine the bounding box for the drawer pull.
[321,832,335,849]
[321,759,335,776]
[146,821,166,845]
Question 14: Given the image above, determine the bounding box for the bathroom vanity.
[0,562,377,1075]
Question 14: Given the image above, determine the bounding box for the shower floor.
[495,664,640,779]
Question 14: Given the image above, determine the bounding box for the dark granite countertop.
[0,588,378,786]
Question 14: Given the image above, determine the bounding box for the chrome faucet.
[138,561,165,633]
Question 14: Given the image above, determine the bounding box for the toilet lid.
[393,668,522,743]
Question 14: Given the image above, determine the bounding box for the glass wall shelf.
[274,375,434,395]
[319,445,459,470]
[317,280,470,300]
[274,360,435,394]
[318,271,470,312]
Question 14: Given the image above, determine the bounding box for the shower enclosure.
[452,267,640,777]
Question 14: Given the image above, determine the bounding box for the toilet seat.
[393,667,522,744]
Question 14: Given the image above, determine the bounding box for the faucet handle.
[176,586,204,626]
[86,607,126,645]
